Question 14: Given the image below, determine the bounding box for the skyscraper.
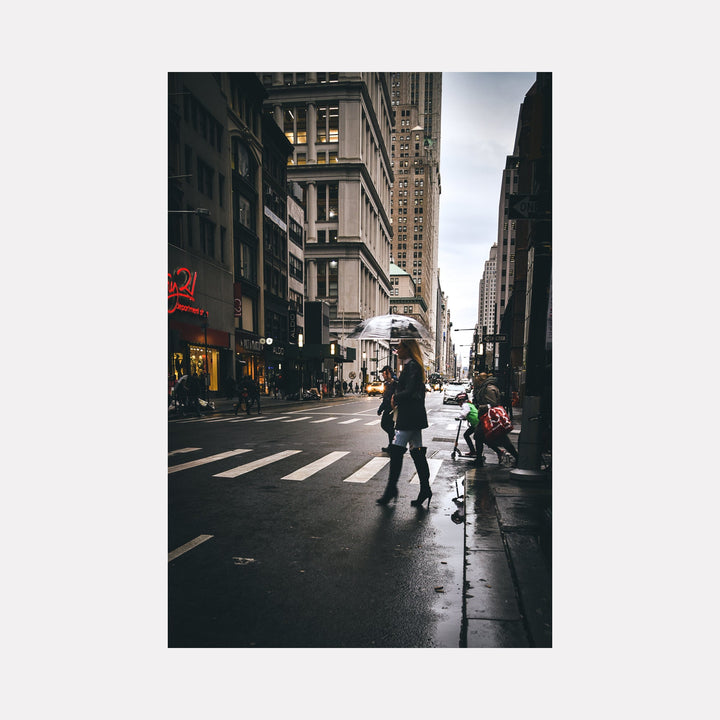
[478,243,498,371]
[388,72,442,368]
[260,73,394,386]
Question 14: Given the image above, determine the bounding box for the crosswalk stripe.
[338,418,361,425]
[213,450,302,478]
[168,447,201,456]
[343,456,389,483]
[364,419,381,426]
[169,449,251,474]
[409,458,443,485]
[282,416,313,423]
[227,416,263,423]
[168,534,213,562]
[256,416,290,422]
[282,451,349,481]
[309,417,337,423]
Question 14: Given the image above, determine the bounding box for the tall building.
[388,72,442,368]
[168,73,236,395]
[477,243,498,370]
[495,155,521,336]
[260,72,394,388]
[168,72,305,399]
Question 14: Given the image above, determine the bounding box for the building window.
[289,254,303,282]
[317,182,338,221]
[235,240,257,284]
[289,218,303,248]
[234,193,255,231]
[316,259,338,298]
[317,104,339,143]
[197,158,213,198]
[284,106,307,144]
[199,218,215,257]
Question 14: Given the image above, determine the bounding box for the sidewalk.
[461,411,552,648]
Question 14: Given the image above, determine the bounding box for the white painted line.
[338,418,361,425]
[409,458,443,485]
[282,416,313,423]
[168,534,213,562]
[256,416,290,422]
[364,420,381,426]
[310,417,337,424]
[213,450,302,478]
[344,457,389,483]
[169,449,252,474]
[282,451,349,481]
[227,416,264,423]
[168,447,201,457]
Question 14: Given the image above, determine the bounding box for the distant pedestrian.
[175,378,188,416]
[187,372,202,417]
[376,365,396,453]
[234,374,251,415]
[376,339,432,508]
[355,382,359,394]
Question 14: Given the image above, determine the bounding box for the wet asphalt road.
[168,393,473,648]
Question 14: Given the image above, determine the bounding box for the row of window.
[289,151,338,166]
[261,73,339,86]
[184,145,226,204]
[183,90,223,154]
[169,213,227,265]
[282,105,339,145]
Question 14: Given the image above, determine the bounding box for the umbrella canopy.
[347,314,432,340]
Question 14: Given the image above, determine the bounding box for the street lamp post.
[203,311,209,400]
[362,351,367,392]
[298,333,304,398]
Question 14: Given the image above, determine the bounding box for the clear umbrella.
[346,314,432,340]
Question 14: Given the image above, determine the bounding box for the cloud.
[437,72,535,338]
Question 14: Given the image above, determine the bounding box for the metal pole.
[203,312,209,400]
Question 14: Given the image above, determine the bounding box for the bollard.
[510,395,547,479]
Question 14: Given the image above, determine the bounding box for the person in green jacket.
[455,391,479,457]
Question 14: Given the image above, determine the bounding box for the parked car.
[442,382,468,405]
[366,381,384,396]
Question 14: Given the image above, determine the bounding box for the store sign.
[288,309,297,343]
[168,267,207,316]
[234,282,242,318]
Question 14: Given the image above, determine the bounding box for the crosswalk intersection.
[168,445,445,486]
[170,409,459,485]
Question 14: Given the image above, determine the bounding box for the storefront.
[168,265,233,397]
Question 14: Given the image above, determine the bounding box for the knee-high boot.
[377,445,406,505]
[410,447,432,508]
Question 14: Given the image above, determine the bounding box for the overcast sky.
[437,72,537,364]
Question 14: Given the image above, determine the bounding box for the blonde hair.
[399,339,426,382]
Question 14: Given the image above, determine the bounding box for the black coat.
[378,377,396,415]
[393,358,428,431]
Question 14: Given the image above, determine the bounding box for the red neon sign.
[168,267,206,316]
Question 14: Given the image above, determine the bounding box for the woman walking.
[376,339,432,508]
